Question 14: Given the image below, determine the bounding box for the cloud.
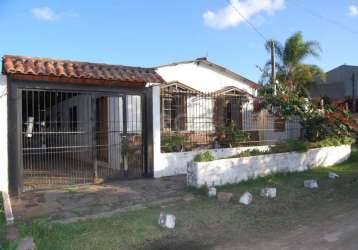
[31,7,58,21]
[203,0,285,29]
[349,5,358,17]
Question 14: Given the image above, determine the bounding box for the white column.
[152,85,162,177]
[0,75,8,192]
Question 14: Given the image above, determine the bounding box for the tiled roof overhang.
[2,55,164,87]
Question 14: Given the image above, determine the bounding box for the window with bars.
[274,117,286,132]
[161,95,187,131]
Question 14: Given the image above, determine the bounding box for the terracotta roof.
[2,55,164,85]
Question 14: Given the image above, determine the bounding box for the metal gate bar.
[21,89,145,191]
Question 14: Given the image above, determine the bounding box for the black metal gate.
[20,89,145,190]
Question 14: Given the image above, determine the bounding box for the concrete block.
[239,192,253,205]
[16,236,36,250]
[304,179,319,189]
[208,187,217,198]
[217,192,233,202]
[328,172,339,179]
[260,188,277,198]
[158,212,176,229]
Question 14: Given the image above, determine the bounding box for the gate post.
[151,85,162,178]
[0,76,9,193]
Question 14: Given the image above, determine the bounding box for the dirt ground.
[218,206,358,250]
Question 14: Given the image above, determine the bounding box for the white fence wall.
[187,145,352,187]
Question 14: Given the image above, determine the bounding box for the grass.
[3,147,358,250]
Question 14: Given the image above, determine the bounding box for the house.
[0,55,300,196]
[311,64,358,112]
[155,58,259,151]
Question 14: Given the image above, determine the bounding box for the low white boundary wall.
[187,145,352,187]
[154,145,270,178]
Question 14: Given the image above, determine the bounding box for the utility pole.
[352,72,356,113]
[271,40,276,85]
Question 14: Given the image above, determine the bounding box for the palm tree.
[261,32,325,93]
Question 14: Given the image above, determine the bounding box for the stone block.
[239,192,253,205]
[208,187,217,198]
[328,172,339,179]
[304,179,318,189]
[260,188,277,198]
[16,236,36,250]
[158,212,176,229]
[217,192,233,202]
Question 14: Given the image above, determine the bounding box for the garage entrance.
[20,89,146,191]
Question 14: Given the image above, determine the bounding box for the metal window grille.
[160,84,302,152]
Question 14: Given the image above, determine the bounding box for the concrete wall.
[0,76,8,192]
[154,145,270,178]
[187,145,351,187]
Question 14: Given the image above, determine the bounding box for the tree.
[260,32,325,94]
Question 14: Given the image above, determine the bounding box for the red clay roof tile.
[2,55,164,85]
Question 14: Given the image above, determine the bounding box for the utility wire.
[290,0,358,36]
[226,0,268,41]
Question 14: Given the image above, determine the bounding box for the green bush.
[162,134,188,152]
[194,151,215,162]
[309,136,355,148]
[272,139,309,153]
[215,121,250,147]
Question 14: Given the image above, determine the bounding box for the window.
[69,106,78,131]
[274,117,286,132]
[225,102,232,126]
[161,95,186,131]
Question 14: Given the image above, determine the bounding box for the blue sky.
[0,0,357,82]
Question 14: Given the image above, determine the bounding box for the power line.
[290,0,358,36]
[226,0,268,41]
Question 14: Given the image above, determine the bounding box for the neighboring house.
[311,64,358,112]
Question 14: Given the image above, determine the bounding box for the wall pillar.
[152,85,162,177]
[0,75,8,193]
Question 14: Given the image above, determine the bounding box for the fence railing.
[160,83,301,152]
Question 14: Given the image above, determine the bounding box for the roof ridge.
[2,55,156,71]
[155,57,258,89]
[2,55,164,84]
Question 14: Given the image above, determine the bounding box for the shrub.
[258,82,358,142]
[215,121,250,147]
[270,139,309,153]
[194,151,215,162]
[309,136,355,148]
[162,134,188,152]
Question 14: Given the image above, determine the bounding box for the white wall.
[186,96,214,132]
[154,145,270,178]
[0,76,8,192]
[187,145,351,187]
[156,62,256,95]
[152,86,162,177]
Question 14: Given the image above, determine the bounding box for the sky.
[0,0,357,82]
